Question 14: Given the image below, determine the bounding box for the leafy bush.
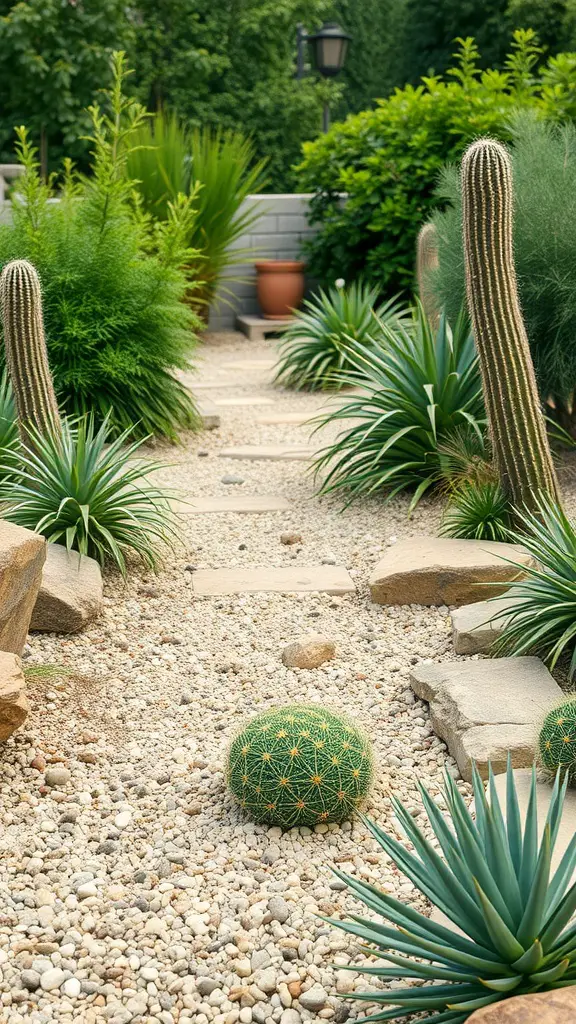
[492,495,576,678]
[441,478,511,541]
[313,307,484,508]
[226,705,373,828]
[296,32,576,296]
[432,113,576,432]
[0,415,176,575]
[328,759,576,1020]
[0,55,201,441]
[126,113,268,315]
[273,282,406,391]
[539,701,576,784]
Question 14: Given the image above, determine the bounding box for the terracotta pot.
[255,260,306,320]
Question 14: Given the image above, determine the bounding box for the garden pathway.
[0,330,469,1024]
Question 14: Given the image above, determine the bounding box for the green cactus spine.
[226,704,374,829]
[539,700,576,783]
[461,138,559,512]
[0,259,61,442]
[416,222,440,328]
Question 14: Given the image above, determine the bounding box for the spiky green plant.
[226,705,373,829]
[273,283,407,392]
[491,494,576,677]
[441,479,511,542]
[540,702,576,784]
[0,414,176,574]
[327,759,576,1022]
[461,137,559,513]
[416,222,440,328]
[312,305,484,509]
[0,369,18,457]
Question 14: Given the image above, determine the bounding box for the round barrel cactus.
[539,700,576,782]
[226,704,374,828]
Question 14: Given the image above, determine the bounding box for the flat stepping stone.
[215,396,275,407]
[410,657,563,781]
[256,412,315,425]
[450,596,517,654]
[191,380,239,390]
[219,445,317,462]
[370,536,532,607]
[192,565,355,596]
[197,397,220,430]
[221,359,276,371]
[236,313,294,341]
[175,495,291,514]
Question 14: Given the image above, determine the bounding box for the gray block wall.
[208,193,318,332]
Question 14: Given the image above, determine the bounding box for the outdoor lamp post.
[296,21,351,132]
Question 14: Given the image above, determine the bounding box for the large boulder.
[468,988,576,1022]
[31,544,103,633]
[0,520,45,654]
[369,537,532,607]
[0,652,28,740]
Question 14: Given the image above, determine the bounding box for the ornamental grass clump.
[226,705,373,829]
[539,702,576,785]
[327,760,576,1021]
[273,282,406,392]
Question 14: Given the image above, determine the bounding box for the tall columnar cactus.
[461,139,559,511]
[0,259,61,441]
[416,221,440,328]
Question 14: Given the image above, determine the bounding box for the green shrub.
[226,705,373,829]
[432,113,576,433]
[441,478,511,542]
[296,32,576,296]
[327,759,576,1020]
[0,54,201,441]
[539,701,576,784]
[313,306,484,508]
[0,414,176,574]
[273,282,407,392]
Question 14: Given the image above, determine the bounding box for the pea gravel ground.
[0,329,556,1024]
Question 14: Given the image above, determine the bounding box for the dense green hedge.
[296,33,576,295]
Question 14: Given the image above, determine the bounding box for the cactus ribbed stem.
[416,222,440,328]
[0,259,61,442]
[461,138,559,511]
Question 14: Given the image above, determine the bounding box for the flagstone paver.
[221,359,277,371]
[219,444,317,461]
[175,494,292,514]
[214,396,275,407]
[197,396,221,430]
[192,564,356,596]
[450,595,516,653]
[256,411,316,425]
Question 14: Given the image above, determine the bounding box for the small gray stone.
[196,978,220,996]
[268,896,290,924]
[221,475,245,485]
[251,950,271,971]
[44,766,71,788]
[299,984,328,1011]
[21,969,41,991]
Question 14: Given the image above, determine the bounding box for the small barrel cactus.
[539,701,576,782]
[226,704,374,829]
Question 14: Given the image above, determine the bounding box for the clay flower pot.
[255,260,306,320]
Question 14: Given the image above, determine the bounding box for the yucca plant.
[328,760,576,1022]
[491,494,576,678]
[0,369,18,462]
[273,282,407,392]
[441,479,511,542]
[312,305,484,508]
[0,414,177,574]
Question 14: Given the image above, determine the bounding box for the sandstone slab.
[197,397,221,430]
[450,596,516,654]
[0,652,28,740]
[468,988,576,1023]
[256,412,315,425]
[410,657,562,780]
[31,544,103,633]
[215,396,275,407]
[192,565,355,596]
[0,521,46,655]
[176,495,291,514]
[370,537,532,607]
[282,635,336,669]
[219,445,317,462]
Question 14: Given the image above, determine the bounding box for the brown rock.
[280,532,302,545]
[287,981,302,999]
[281,634,336,669]
[30,543,103,633]
[29,754,46,771]
[0,520,45,654]
[0,652,28,740]
[370,536,533,607]
[468,988,576,1022]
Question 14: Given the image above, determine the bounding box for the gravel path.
[0,330,477,1024]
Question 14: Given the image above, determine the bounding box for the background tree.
[397,0,511,83]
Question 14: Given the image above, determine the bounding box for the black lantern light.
[308,22,351,78]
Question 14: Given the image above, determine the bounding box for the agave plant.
[312,305,484,508]
[328,760,576,1022]
[491,494,576,678]
[441,479,511,542]
[273,282,407,391]
[0,414,177,574]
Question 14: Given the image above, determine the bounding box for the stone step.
[410,656,562,781]
[236,313,294,341]
[192,565,356,596]
[197,397,221,430]
[214,396,275,407]
[175,495,291,514]
[256,412,316,425]
[221,359,277,371]
[450,596,517,654]
[219,445,317,462]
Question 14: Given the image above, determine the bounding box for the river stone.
[468,988,576,1022]
[369,537,532,607]
[410,657,563,780]
[450,596,516,654]
[0,520,45,654]
[281,635,336,669]
[31,543,103,633]
[0,652,28,741]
